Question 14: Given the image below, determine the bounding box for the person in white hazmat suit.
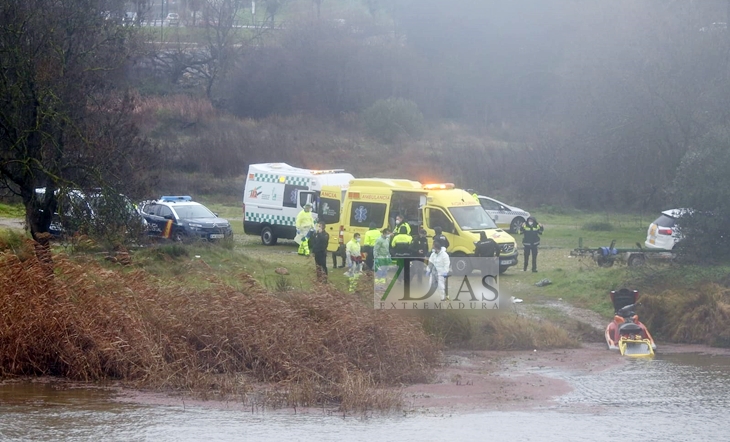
[427,240,451,301]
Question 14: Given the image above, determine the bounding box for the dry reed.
[0,239,438,411]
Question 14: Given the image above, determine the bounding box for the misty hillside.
[4,0,730,249]
[125,0,730,211]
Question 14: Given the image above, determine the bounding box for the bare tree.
[195,0,268,99]
[263,0,289,28]
[0,0,154,247]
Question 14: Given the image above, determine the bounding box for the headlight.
[188,223,203,229]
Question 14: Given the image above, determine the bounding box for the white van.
[243,163,353,245]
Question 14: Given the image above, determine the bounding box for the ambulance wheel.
[451,253,473,275]
[261,226,278,245]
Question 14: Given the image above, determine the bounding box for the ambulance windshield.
[449,206,497,230]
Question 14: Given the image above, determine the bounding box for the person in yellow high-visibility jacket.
[363,222,381,271]
[390,225,413,258]
[295,203,315,255]
[467,189,480,203]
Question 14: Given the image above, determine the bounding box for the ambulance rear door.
[318,186,345,252]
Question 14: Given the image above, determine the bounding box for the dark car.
[35,188,146,238]
[140,196,233,242]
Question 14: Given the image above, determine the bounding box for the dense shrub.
[672,129,730,262]
[362,98,425,143]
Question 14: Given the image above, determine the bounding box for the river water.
[1,352,729,442]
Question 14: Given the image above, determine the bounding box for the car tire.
[499,265,509,274]
[172,230,186,243]
[261,226,277,246]
[451,253,472,275]
[510,217,525,233]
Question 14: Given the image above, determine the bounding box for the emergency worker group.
[295,202,543,300]
[295,204,458,300]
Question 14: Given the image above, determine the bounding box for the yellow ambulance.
[319,179,519,274]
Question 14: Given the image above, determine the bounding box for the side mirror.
[164,214,174,220]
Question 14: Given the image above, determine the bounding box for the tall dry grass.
[0,239,437,411]
[639,284,730,347]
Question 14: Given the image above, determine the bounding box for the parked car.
[477,196,531,233]
[123,12,137,26]
[645,209,687,250]
[166,13,180,26]
[140,196,232,242]
[35,188,146,238]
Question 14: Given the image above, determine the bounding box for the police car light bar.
[423,183,455,190]
[160,195,193,202]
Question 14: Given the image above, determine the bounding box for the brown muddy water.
[1,352,729,441]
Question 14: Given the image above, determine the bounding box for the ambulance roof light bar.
[311,169,346,175]
[422,183,455,190]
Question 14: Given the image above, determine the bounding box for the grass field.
[0,199,660,319]
[0,202,24,218]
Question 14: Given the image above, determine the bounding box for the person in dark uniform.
[412,228,429,284]
[433,226,450,250]
[310,221,330,282]
[474,231,500,258]
[520,216,544,272]
[474,231,500,276]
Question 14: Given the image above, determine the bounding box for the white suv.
[645,209,686,250]
[166,13,180,26]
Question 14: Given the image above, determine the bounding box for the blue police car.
[140,196,233,242]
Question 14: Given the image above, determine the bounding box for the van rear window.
[349,202,387,228]
[319,198,340,224]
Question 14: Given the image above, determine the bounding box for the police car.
[478,196,531,233]
[140,196,233,242]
